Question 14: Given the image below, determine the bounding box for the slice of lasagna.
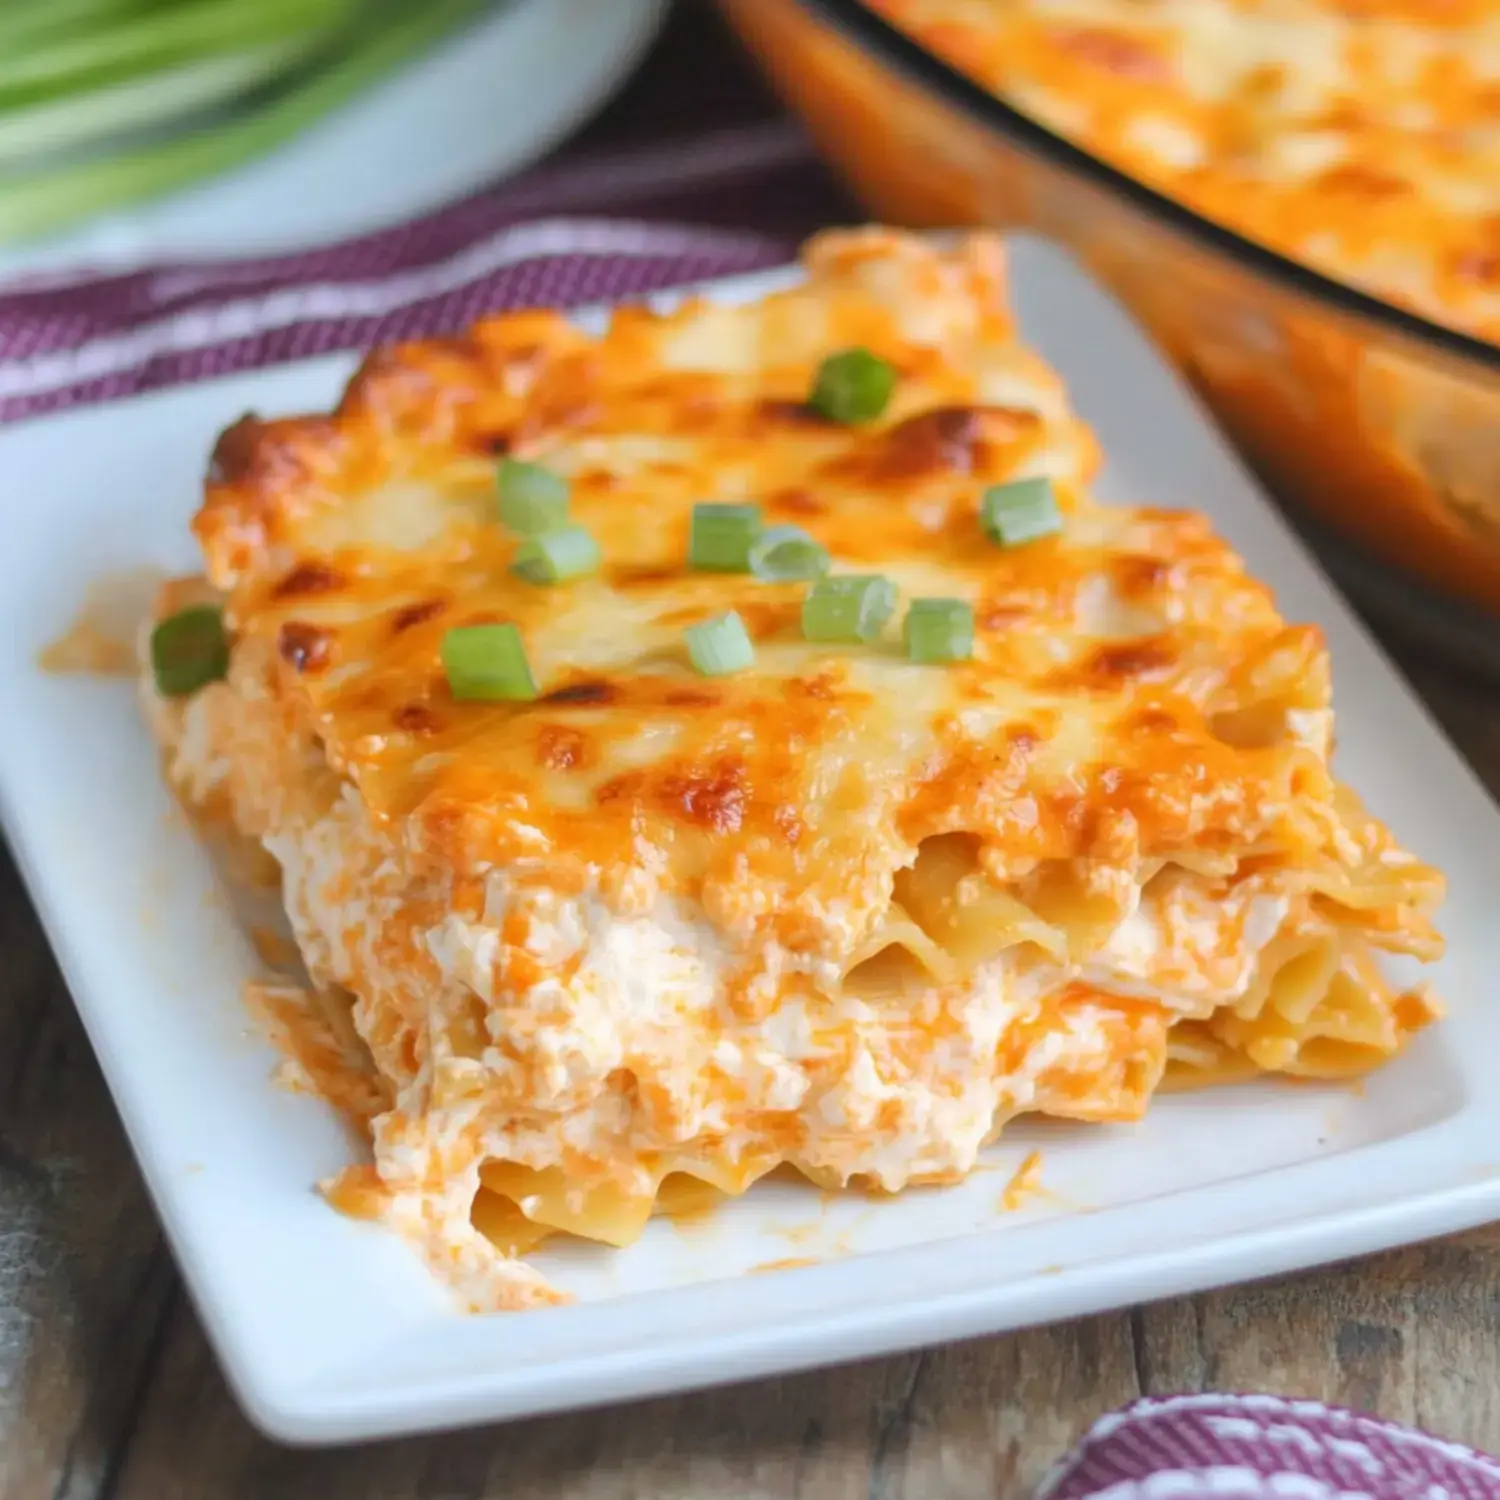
[141,229,1444,1310]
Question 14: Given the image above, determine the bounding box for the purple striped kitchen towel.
[1042,1394,1500,1499]
[0,120,825,426]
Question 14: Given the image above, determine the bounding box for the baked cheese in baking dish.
[142,229,1445,1310]
[866,0,1500,343]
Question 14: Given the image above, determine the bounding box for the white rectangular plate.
[3,237,1498,1446]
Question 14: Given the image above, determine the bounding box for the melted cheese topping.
[149,229,1444,1308]
[867,0,1500,342]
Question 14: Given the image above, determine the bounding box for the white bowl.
[0,0,671,279]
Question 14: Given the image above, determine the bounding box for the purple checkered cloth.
[1043,1395,1500,1499]
[0,120,828,425]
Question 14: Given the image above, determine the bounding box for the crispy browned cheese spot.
[277,621,334,673]
[273,561,345,598]
[390,599,446,634]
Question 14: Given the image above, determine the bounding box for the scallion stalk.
[0,0,490,247]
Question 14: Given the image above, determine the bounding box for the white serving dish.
[2,238,1497,1445]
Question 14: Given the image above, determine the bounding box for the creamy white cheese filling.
[149,662,1306,1302]
[293,844,1293,1188]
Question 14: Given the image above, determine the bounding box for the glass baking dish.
[718,0,1500,676]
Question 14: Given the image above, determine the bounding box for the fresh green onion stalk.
[0,0,493,246]
[809,348,897,424]
[512,524,602,585]
[802,575,898,644]
[747,524,830,583]
[497,459,572,536]
[981,476,1063,548]
[690,502,763,573]
[686,611,754,677]
[903,597,974,664]
[150,602,229,695]
[441,621,539,702]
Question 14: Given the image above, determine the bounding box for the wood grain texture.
[0,643,1490,1500]
[0,854,175,1500]
[106,1307,1141,1500]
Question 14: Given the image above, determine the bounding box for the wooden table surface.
[8,10,1500,1500]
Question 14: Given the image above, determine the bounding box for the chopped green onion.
[150,604,229,697]
[690,502,762,572]
[511,525,601,585]
[809,348,897,424]
[981,476,1063,548]
[904,598,975,664]
[801,575,898,644]
[440,623,537,702]
[748,524,831,583]
[686,611,755,677]
[497,458,570,534]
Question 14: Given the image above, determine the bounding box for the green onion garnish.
[809,348,897,424]
[981,476,1063,548]
[904,598,975,664]
[689,502,762,572]
[497,458,570,535]
[150,604,229,697]
[801,575,898,644]
[685,611,755,677]
[511,525,601,585]
[747,524,831,583]
[440,623,538,701]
